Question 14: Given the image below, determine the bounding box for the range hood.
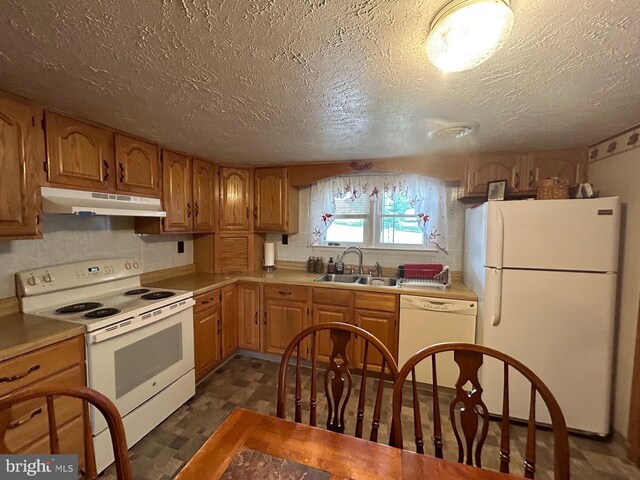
[41,187,166,217]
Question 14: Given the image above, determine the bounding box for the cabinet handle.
[278,291,292,296]
[246,207,250,219]
[194,202,199,217]
[254,311,258,325]
[253,206,258,219]
[187,203,192,218]
[0,364,40,383]
[103,160,110,182]
[529,170,535,189]
[201,300,210,305]
[264,311,267,326]
[514,171,520,189]
[217,319,222,334]
[118,162,125,183]
[8,407,43,429]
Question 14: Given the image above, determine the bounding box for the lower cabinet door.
[264,300,307,356]
[353,310,398,372]
[194,307,220,382]
[311,304,352,364]
[238,283,261,351]
[221,284,239,359]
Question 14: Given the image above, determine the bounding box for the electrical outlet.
[177,241,184,254]
[282,234,288,245]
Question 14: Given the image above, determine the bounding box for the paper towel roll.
[264,242,275,266]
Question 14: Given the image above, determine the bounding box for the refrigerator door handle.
[496,207,505,269]
[490,269,503,327]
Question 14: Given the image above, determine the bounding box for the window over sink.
[309,174,448,252]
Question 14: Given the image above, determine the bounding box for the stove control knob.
[133,261,140,269]
[43,273,54,283]
[27,275,41,286]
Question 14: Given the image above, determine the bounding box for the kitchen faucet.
[340,245,364,274]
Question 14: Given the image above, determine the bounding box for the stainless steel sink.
[314,274,361,283]
[356,276,398,287]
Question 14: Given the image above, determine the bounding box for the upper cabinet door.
[219,167,251,231]
[162,150,192,232]
[45,112,114,191]
[464,155,520,197]
[192,159,216,232]
[0,97,44,239]
[255,167,286,232]
[114,134,160,197]
[526,150,589,192]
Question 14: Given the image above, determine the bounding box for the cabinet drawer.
[195,289,220,313]
[354,292,397,313]
[0,336,84,397]
[312,288,352,307]
[264,284,308,302]
[21,414,84,461]
[5,365,85,452]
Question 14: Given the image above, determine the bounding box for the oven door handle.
[89,298,195,344]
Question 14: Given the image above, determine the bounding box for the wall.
[0,215,193,299]
[266,183,465,272]
[589,146,640,438]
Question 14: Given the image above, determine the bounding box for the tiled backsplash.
[0,215,193,299]
[266,184,465,271]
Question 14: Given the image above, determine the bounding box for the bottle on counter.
[335,255,344,274]
[314,256,324,273]
[327,257,335,274]
[307,256,316,273]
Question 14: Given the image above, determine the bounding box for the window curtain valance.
[309,173,448,251]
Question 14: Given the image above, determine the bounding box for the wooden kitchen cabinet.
[237,282,261,351]
[0,336,86,462]
[353,292,398,372]
[264,285,308,356]
[45,111,114,191]
[193,289,222,382]
[0,96,44,240]
[219,166,252,231]
[114,133,160,197]
[254,167,299,233]
[221,284,239,359]
[192,159,216,232]
[311,288,353,363]
[522,149,588,193]
[162,150,192,232]
[463,154,521,197]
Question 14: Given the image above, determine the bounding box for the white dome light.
[426,0,514,73]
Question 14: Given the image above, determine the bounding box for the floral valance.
[309,173,448,251]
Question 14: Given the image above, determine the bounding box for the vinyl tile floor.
[102,355,640,479]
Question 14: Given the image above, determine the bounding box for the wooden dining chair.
[392,343,570,480]
[277,322,399,445]
[0,385,132,480]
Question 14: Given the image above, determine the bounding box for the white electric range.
[17,258,195,473]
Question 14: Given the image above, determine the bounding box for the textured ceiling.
[0,0,639,165]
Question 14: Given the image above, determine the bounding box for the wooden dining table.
[175,408,521,480]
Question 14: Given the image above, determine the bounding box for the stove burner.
[141,291,176,300]
[56,302,103,314]
[124,288,150,296]
[83,308,121,319]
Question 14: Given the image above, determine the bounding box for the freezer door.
[485,197,620,272]
[480,269,616,435]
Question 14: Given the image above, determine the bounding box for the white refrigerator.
[464,197,620,436]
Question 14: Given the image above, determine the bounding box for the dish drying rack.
[396,265,451,289]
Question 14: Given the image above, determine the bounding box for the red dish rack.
[396,264,451,288]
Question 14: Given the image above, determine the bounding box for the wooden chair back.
[0,385,132,480]
[277,322,399,445]
[392,343,570,480]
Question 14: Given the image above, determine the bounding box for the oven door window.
[114,323,183,398]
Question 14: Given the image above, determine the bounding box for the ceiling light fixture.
[426,0,514,73]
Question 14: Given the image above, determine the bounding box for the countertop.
[0,312,85,363]
[145,269,477,301]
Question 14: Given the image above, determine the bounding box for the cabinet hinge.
[36,214,40,225]
[43,160,48,173]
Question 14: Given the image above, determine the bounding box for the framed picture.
[487,179,507,201]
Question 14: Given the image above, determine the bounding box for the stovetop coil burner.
[56,302,103,314]
[124,288,151,296]
[83,308,121,319]
[141,291,175,300]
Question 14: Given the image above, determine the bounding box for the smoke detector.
[431,122,479,139]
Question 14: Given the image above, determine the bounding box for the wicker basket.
[537,177,569,200]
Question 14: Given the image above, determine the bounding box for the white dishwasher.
[399,295,477,388]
